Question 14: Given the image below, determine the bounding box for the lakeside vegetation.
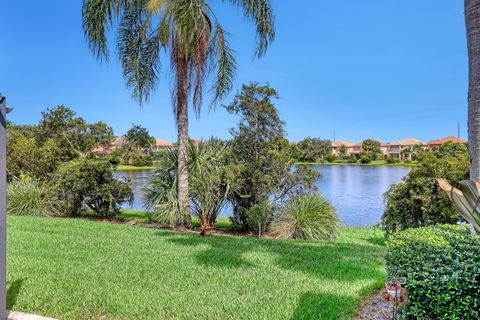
[7,215,385,320]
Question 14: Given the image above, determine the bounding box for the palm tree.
[82,0,275,227]
[466,0,480,180]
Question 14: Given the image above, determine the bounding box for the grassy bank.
[7,216,385,320]
[296,160,418,167]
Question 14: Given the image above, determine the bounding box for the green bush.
[359,152,371,164]
[386,225,480,319]
[324,154,337,163]
[53,158,133,217]
[270,194,339,240]
[383,150,469,235]
[246,201,273,237]
[347,155,358,163]
[7,179,57,216]
[386,157,396,164]
[128,151,153,167]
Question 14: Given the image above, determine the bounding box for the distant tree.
[298,137,332,162]
[339,144,348,159]
[225,83,319,230]
[82,0,275,227]
[7,106,114,180]
[124,124,155,152]
[362,139,382,159]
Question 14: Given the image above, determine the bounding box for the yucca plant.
[270,194,340,240]
[437,178,480,235]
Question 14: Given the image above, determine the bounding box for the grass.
[118,210,233,229]
[296,160,418,167]
[7,216,385,320]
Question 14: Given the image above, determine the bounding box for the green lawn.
[7,216,385,320]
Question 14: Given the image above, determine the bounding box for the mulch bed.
[354,291,394,320]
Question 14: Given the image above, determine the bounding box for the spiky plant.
[271,194,340,240]
[82,0,275,227]
[437,178,480,235]
[143,139,235,230]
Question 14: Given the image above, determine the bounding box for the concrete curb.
[8,311,57,320]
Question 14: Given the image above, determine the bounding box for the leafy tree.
[338,144,348,159]
[362,139,382,159]
[82,0,275,227]
[124,124,155,151]
[383,149,469,235]
[52,158,133,217]
[38,105,113,158]
[225,83,319,230]
[7,106,114,180]
[297,137,332,162]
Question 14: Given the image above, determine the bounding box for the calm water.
[114,165,409,227]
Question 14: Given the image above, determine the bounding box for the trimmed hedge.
[386,225,480,319]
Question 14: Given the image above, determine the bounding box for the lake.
[114,165,409,227]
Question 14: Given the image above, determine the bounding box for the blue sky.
[0,1,467,143]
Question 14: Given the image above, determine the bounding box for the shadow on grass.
[160,231,384,281]
[7,278,24,309]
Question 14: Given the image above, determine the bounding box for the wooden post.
[0,95,7,320]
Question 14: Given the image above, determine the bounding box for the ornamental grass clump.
[7,179,57,216]
[271,194,339,240]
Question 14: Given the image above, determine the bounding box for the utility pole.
[0,94,8,320]
[333,131,336,143]
[458,122,461,139]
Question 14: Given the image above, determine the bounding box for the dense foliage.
[386,225,480,319]
[52,158,133,217]
[225,83,319,231]
[270,194,340,240]
[144,139,237,229]
[361,139,382,160]
[383,147,469,235]
[7,105,113,180]
[295,137,332,162]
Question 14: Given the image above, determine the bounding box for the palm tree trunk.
[176,55,191,228]
[466,0,480,180]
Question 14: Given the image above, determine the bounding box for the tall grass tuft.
[271,194,339,240]
[7,180,57,216]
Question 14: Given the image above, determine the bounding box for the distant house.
[151,139,173,152]
[427,136,466,148]
[331,141,355,155]
[349,140,387,157]
[386,138,424,160]
[92,136,125,156]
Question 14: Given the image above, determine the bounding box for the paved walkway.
[8,311,56,320]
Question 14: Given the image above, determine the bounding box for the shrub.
[347,155,358,164]
[386,225,480,319]
[403,159,412,164]
[270,194,339,240]
[128,151,153,167]
[383,150,469,235]
[7,179,57,216]
[359,152,371,164]
[324,154,337,163]
[386,157,396,164]
[246,200,273,237]
[52,158,133,217]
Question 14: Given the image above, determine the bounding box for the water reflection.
[114,165,409,227]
